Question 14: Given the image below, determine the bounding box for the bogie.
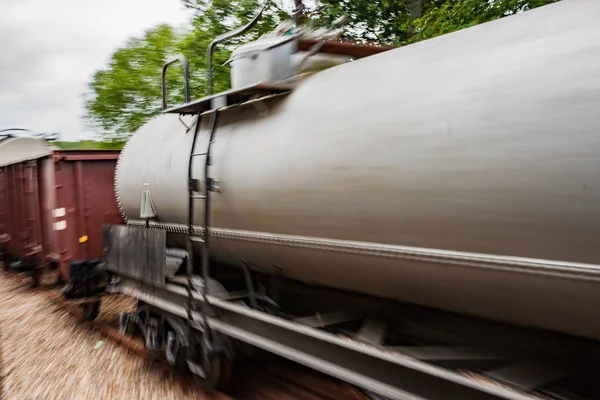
[119,303,234,390]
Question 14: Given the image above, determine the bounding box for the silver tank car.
[116,0,600,341]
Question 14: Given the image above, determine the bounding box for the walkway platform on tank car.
[164,40,395,116]
[163,82,294,115]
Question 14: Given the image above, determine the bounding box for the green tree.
[413,0,560,41]
[85,25,183,135]
[85,0,287,136]
[84,0,562,136]
[310,0,417,45]
[311,0,560,45]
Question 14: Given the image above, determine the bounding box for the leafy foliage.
[85,25,181,135]
[178,0,288,96]
[312,0,560,44]
[84,0,562,136]
[85,0,287,136]
[413,0,560,41]
[310,0,417,45]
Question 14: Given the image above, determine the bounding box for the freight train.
[0,136,122,290]
[3,0,600,399]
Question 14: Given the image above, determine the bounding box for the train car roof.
[0,136,55,167]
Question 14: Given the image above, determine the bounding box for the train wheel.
[119,312,140,336]
[81,301,101,321]
[162,315,232,389]
[192,349,233,391]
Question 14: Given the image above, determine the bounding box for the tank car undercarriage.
[66,224,600,400]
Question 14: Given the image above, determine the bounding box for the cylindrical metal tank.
[116,0,600,341]
[53,150,124,281]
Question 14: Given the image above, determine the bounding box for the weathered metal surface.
[103,225,166,287]
[38,157,59,262]
[0,137,55,266]
[116,0,600,340]
[53,150,123,280]
[0,166,9,246]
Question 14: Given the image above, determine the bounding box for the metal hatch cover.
[103,224,166,287]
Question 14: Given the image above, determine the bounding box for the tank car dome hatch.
[225,35,298,89]
[224,23,354,89]
[0,137,55,167]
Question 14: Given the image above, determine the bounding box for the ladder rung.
[189,237,205,243]
[191,152,208,157]
[187,360,206,378]
[191,194,206,200]
[189,319,205,331]
[213,290,248,301]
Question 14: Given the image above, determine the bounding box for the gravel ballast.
[0,271,220,400]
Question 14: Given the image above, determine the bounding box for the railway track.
[5,268,600,400]
[1,269,374,400]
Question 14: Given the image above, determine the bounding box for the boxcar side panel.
[8,163,24,258]
[54,151,123,280]
[3,160,48,261]
[0,166,9,248]
[23,160,43,258]
[54,158,78,278]
[39,156,59,263]
[0,138,55,269]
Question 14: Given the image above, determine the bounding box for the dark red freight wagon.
[0,137,59,282]
[52,150,123,282]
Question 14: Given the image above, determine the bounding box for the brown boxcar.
[0,137,57,274]
[52,150,123,281]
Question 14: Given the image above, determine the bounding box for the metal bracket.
[207,2,267,95]
[209,178,221,192]
[161,55,190,110]
[241,259,259,309]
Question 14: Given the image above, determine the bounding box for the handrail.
[0,128,58,141]
[0,128,37,137]
[207,2,268,95]
[161,55,190,110]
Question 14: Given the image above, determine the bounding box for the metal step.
[189,319,205,331]
[189,236,205,243]
[187,360,206,378]
[191,194,207,200]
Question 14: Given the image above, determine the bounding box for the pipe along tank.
[116,0,600,342]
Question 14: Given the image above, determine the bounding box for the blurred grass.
[53,140,125,150]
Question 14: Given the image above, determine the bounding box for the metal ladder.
[161,1,271,383]
[161,55,221,380]
[184,109,221,380]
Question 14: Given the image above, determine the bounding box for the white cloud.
[0,0,191,140]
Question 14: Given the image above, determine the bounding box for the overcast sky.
[0,0,191,141]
